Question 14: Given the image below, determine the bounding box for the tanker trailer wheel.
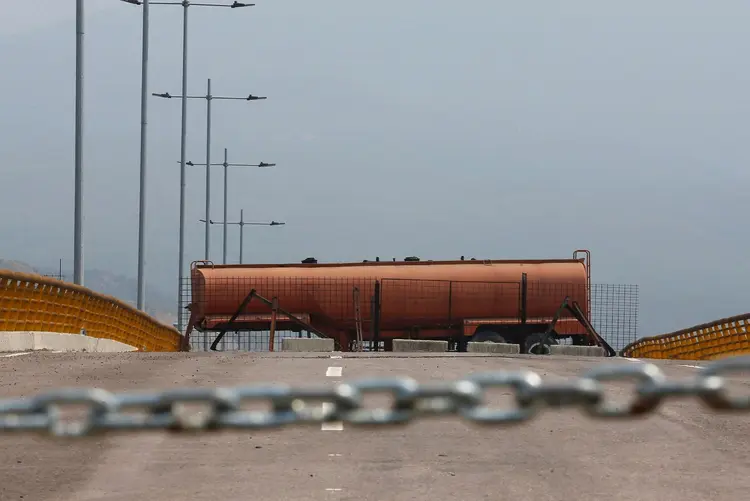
[471,331,508,344]
[524,332,558,355]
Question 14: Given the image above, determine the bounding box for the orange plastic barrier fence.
[621,313,750,360]
[0,270,181,352]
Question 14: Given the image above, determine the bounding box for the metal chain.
[1,355,749,438]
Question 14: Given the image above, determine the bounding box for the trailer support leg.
[181,306,196,352]
[210,289,330,352]
[210,288,258,351]
[542,296,617,357]
[457,336,468,353]
[269,297,278,352]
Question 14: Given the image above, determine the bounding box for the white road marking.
[330,355,342,359]
[326,366,343,377]
[2,350,70,357]
[626,357,701,369]
[322,363,344,431]
[320,402,344,431]
[1,352,32,358]
[328,454,342,457]
[325,488,343,492]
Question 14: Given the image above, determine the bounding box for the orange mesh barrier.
[0,270,181,352]
[621,313,750,360]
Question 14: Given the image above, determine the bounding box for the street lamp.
[200,210,284,264]
[74,0,85,286]
[154,84,266,262]
[185,148,275,264]
[121,0,255,332]
[117,0,153,310]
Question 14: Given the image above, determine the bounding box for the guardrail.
[0,270,181,352]
[621,313,750,360]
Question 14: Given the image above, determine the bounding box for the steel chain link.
[0,355,749,438]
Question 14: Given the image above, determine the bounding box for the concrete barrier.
[0,332,137,353]
[392,339,448,352]
[281,338,335,352]
[467,342,520,354]
[95,338,138,353]
[549,345,606,357]
[0,333,34,352]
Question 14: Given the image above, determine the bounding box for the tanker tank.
[186,251,592,353]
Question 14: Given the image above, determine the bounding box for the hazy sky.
[2,0,749,337]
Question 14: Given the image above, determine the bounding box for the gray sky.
[1,0,749,337]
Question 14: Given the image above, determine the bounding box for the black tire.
[471,331,508,344]
[524,332,558,355]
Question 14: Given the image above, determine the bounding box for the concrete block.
[467,342,520,354]
[0,332,34,352]
[392,339,448,352]
[578,346,606,357]
[550,345,576,356]
[0,331,137,353]
[549,345,606,357]
[281,338,335,352]
[93,338,138,353]
[33,332,95,352]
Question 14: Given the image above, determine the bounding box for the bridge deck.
[0,352,748,501]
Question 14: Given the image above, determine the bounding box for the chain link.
[1,355,749,438]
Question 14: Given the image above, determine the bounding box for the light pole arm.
[153,93,264,100]
[122,1,253,6]
[191,2,255,6]
[214,95,267,101]
[152,93,205,99]
[199,219,284,226]
[183,161,275,167]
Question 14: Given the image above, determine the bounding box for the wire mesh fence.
[179,276,639,352]
[590,284,639,352]
[187,329,317,353]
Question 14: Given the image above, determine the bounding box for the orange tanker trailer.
[185,250,595,353]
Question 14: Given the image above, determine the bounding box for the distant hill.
[0,259,36,274]
[0,259,176,326]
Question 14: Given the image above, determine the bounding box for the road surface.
[0,351,748,501]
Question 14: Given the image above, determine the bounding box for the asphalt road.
[0,351,748,501]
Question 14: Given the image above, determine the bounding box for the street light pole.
[157,88,266,262]
[186,151,276,264]
[136,0,150,310]
[222,148,228,264]
[126,0,255,333]
[74,0,84,286]
[177,0,189,333]
[199,212,284,264]
[205,78,211,260]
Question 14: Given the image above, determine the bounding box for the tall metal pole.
[204,78,212,260]
[176,3,189,333]
[239,209,244,264]
[157,87,265,262]
[136,0,150,310]
[187,154,277,266]
[74,0,84,286]
[223,148,228,265]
